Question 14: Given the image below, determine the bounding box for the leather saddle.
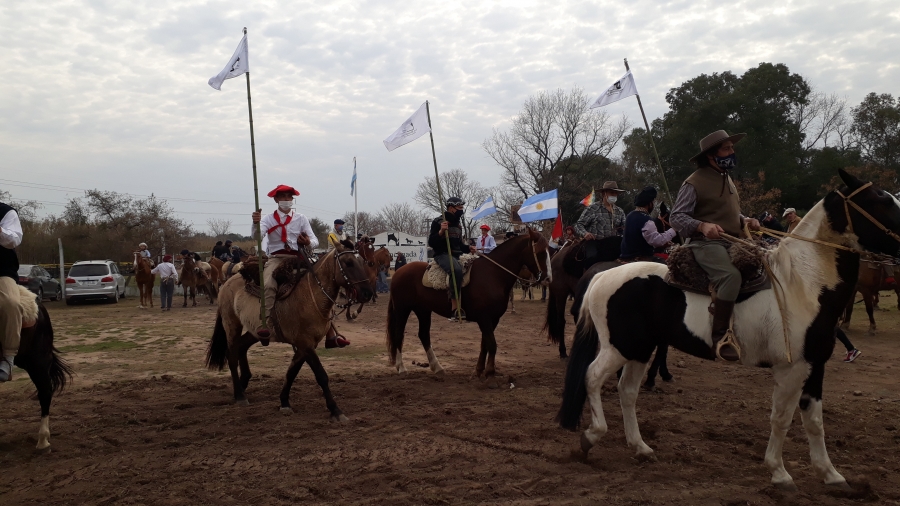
[239,255,310,301]
[664,244,771,296]
[422,254,477,290]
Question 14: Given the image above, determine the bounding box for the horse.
[133,252,155,309]
[205,241,373,418]
[544,236,621,358]
[208,257,225,288]
[387,233,400,246]
[1,286,73,450]
[179,255,200,307]
[345,237,378,321]
[221,248,250,282]
[386,229,552,385]
[841,258,899,335]
[195,259,219,304]
[557,169,900,491]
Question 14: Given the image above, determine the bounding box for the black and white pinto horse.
[558,170,900,490]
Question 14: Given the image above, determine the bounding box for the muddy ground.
[1,289,899,505]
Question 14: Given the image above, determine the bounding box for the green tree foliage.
[852,93,900,170]
[309,217,330,248]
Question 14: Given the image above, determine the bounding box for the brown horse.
[386,230,552,385]
[195,259,219,304]
[205,242,373,417]
[179,255,200,307]
[133,252,155,309]
[374,246,392,274]
[841,259,899,335]
[208,257,225,288]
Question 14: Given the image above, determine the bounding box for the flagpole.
[624,58,673,205]
[243,27,266,327]
[424,101,462,322]
[353,157,358,240]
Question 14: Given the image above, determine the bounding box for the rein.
[476,239,546,284]
[306,250,369,315]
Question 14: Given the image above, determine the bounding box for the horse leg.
[191,286,197,307]
[509,289,515,313]
[279,351,306,414]
[619,361,654,457]
[238,339,254,391]
[799,362,848,488]
[477,320,499,388]
[863,290,876,335]
[414,310,443,377]
[182,285,188,308]
[658,345,673,382]
[764,363,808,490]
[579,348,628,457]
[227,338,248,405]
[305,350,348,422]
[841,296,853,330]
[24,365,53,451]
[147,284,154,308]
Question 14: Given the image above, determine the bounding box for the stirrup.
[715,329,741,361]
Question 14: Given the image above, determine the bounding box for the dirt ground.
[1,288,899,505]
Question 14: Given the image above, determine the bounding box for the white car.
[65,260,127,305]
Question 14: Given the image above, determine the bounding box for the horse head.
[828,169,900,257]
[330,242,374,303]
[523,228,552,285]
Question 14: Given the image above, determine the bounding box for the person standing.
[670,130,761,361]
[783,208,801,233]
[475,224,497,254]
[428,197,476,321]
[0,201,23,382]
[394,252,408,271]
[327,219,348,251]
[251,184,318,338]
[151,254,179,311]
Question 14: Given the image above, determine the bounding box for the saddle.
[239,255,310,301]
[664,243,771,296]
[562,237,622,277]
[422,254,477,290]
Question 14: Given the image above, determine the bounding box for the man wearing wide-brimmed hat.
[671,130,760,362]
[575,181,627,241]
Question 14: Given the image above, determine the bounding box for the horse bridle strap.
[835,182,900,243]
[475,239,545,284]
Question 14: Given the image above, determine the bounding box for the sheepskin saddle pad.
[240,255,311,301]
[664,243,771,296]
[17,285,39,328]
[422,254,477,290]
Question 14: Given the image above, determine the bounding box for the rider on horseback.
[428,197,476,321]
[619,186,677,263]
[327,219,348,251]
[575,181,626,263]
[251,184,317,339]
[137,242,154,266]
[670,130,761,361]
[0,201,23,381]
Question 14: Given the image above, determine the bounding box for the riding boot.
[711,300,740,361]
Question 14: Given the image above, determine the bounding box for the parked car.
[65,260,127,305]
[17,264,62,301]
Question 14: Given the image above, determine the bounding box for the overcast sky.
[3,0,898,233]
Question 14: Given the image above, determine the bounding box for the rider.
[575,181,626,263]
[327,219,348,251]
[211,240,230,261]
[0,200,23,382]
[251,184,318,339]
[670,130,761,361]
[428,197,476,321]
[137,242,154,266]
[619,186,677,263]
[475,224,496,254]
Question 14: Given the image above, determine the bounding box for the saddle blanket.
[665,243,770,295]
[422,254,477,290]
[239,256,309,301]
[16,285,38,328]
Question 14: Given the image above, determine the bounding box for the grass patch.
[59,340,139,353]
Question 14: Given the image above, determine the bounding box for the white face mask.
[607,196,618,204]
[277,200,293,211]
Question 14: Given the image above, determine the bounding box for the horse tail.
[39,305,73,395]
[206,313,228,371]
[543,287,565,344]
[556,290,599,431]
[385,293,404,364]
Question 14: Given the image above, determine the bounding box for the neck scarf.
[271,210,293,245]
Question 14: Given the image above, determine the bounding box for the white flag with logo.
[589,71,638,109]
[383,102,431,152]
[208,34,249,91]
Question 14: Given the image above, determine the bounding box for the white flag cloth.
[518,189,559,223]
[468,196,497,220]
[208,34,249,91]
[383,102,431,152]
[589,71,638,109]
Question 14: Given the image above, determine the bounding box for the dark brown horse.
[841,259,899,335]
[179,254,201,307]
[386,230,552,386]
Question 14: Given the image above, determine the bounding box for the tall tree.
[377,202,429,236]
[415,168,492,238]
[308,217,330,247]
[341,210,386,238]
[851,93,900,170]
[206,218,233,238]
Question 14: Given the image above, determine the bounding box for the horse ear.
[839,169,865,190]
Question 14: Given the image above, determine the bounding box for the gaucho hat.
[689,130,746,163]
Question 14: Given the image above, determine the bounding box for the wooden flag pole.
[424,101,462,323]
[353,157,358,240]
[624,58,673,205]
[243,27,266,326]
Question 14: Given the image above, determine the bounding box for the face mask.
[277,200,293,211]
[607,196,618,204]
[335,226,343,232]
[453,209,465,219]
[714,153,737,170]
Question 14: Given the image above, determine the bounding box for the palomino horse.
[195,258,219,304]
[544,236,621,358]
[207,257,225,288]
[133,252,155,309]
[1,286,73,450]
[841,258,899,335]
[386,229,552,385]
[220,248,250,282]
[206,242,373,418]
[558,170,900,490]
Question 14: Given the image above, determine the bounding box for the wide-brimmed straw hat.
[689,130,746,162]
[600,181,626,193]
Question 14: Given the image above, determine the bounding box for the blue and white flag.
[518,189,558,223]
[468,196,497,220]
[350,157,357,196]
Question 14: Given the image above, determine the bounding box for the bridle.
[307,249,371,312]
[476,237,549,284]
[835,182,900,244]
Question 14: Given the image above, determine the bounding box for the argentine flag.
[518,189,558,223]
[469,196,497,220]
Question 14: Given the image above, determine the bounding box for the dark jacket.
[212,244,230,259]
[394,255,407,270]
[429,212,464,256]
[620,211,655,259]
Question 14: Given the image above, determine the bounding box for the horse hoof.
[772,481,798,492]
[642,383,656,392]
[484,377,500,389]
[826,480,852,491]
[330,414,349,423]
[280,407,293,415]
[661,375,674,383]
[235,399,250,406]
[579,433,594,454]
[433,369,446,379]
[35,443,51,454]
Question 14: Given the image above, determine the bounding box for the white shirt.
[476,234,496,253]
[151,262,179,281]
[0,209,23,250]
[252,209,319,255]
[139,249,151,258]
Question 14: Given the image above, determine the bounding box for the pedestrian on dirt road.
[0,200,24,382]
[152,254,179,311]
[835,327,862,363]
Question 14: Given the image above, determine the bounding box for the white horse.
[557,170,900,490]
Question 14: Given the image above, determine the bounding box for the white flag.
[589,71,638,109]
[208,34,249,91]
[383,102,431,152]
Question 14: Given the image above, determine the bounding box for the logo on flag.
[208,33,250,91]
[383,102,432,152]
[518,190,558,223]
[589,71,638,109]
